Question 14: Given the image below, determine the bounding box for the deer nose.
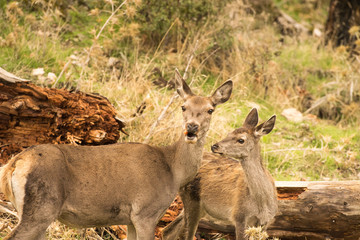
[187,123,199,133]
[211,144,219,152]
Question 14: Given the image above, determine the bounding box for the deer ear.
[243,108,259,129]
[210,80,233,106]
[255,115,276,137]
[174,69,193,99]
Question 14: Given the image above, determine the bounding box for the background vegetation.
[1,0,359,180]
[0,0,359,238]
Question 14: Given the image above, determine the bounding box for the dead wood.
[0,68,125,164]
[158,181,360,240]
[268,181,360,240]
[325,0,360,48]
[0,68,29,83]
[243,0,309,36]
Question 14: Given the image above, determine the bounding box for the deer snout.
[184,123,200,143]
[186,123,199,133]
[211,143,219,153]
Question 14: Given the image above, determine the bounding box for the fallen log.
[268,181,360,240]
[0,67,126,164]
[159,181,360,240]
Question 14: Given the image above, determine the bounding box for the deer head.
[211,108,276,159]
[174,70,233,144]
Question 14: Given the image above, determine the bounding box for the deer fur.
[162,108,278,240]
[0,70,233,240]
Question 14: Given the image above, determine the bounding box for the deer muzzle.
[184,123,199,143]
[211,143,224,155]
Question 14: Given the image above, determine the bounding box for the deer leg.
[161,211,185,240]
[127,224,137,240]
[234,220,246,240]
[5,168,63,240]
[235,226,246,240]
[131,218,157,240]
[182,200,202,240]
[4,210,56,240]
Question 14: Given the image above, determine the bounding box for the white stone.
[47,72,57,82]
[31,68,45,76]
[313,28,322,38]
[281,108,303,122]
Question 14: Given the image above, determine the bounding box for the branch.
[143,41,199,143]
[78,0,127,85]
[96,1,127,40]
[0,67,29,83]
[0,201,18,218]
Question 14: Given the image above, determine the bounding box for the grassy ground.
[0,0,360,239]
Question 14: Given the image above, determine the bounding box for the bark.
[242,0,308,36]
[0,67,125,165]
[325,0,360,47]
[268,181,360,240]
[158,181,360,240]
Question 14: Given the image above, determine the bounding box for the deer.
[162,108,278,240]
[0,70,233,240]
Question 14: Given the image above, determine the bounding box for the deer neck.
[166,133,206,188]
[241,144,277,210]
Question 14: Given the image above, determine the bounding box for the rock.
[47,72,57,82]
[31,68,45,76]
[281,108,303,122]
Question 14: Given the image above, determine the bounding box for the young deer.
[0,70,233,240]
[162,108,278,240]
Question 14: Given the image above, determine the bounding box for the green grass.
[263,114,360,180]
[274,0,330,25]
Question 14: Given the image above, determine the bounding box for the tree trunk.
[0,67,125,165]
[159,181,360,240]
[325,0,360,47]
[242,0,308,36]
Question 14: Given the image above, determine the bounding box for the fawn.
[162,108,278,240]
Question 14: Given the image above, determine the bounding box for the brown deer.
[162,108,278,240]
[0,70,233,240]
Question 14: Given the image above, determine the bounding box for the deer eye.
[238,139,245,144]
[181,106,186,112]
[207,109,214,114]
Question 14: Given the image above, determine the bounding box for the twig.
[52,59,71,88]
[194,47,219,77]
[153,18,179,59]
[118,225,127,233]
[0,204,18,218]
[86,228,104,240]
[78,0,127,85]
[304,96,327,114]
[183,40,199,81]
[143,89,179,144]
[0,67,29,83]
[103,227,120,240]
[143,42,199,143]
[350,79,354,102]
[96,1,127,40]
[143,18,179,75]
[0,222,8,232]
